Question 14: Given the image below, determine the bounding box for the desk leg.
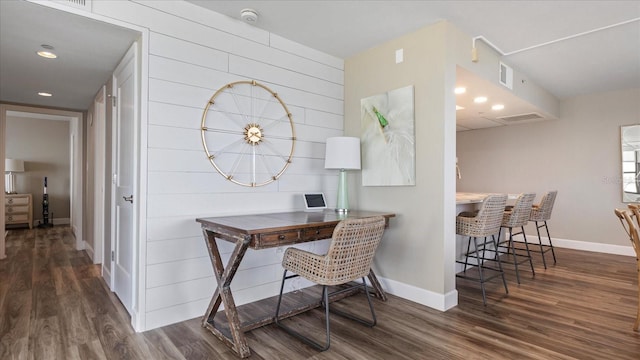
[202,229,252,358]
[367,269,387,302]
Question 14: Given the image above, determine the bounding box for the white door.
[111,43,137,314]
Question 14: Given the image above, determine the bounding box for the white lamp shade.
[324,137,361,170]
[5,159,24,173]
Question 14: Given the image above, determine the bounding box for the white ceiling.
[0,0,638,122]
[0,0,139,110]
[188,0,640,101]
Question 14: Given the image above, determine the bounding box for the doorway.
[0,105,83,256]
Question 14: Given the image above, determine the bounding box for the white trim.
[512,234,635,257]
[85,240,95,261]
[377,276,458,311]
[134,30,150,332]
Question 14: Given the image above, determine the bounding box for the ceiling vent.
[54,0,92,11]
[498,112,544,122]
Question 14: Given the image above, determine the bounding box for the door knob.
[123,195,133,203]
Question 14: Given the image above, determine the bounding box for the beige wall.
[6,115,71,222]
[457,88,640,248]
[344,20,568,308]
[345,21,458,304]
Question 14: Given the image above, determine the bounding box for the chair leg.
[472,236,487,306]
[535,221,548,269]
[328,278,377,327]
[464,236,472,274]
[508,227,521,284]
[543,221,557,264]
[274,271,331,351]
[635,268,640,331]
[491,234,509,295]
[521,226,536,277]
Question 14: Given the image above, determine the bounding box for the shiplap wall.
[93,0,344,330]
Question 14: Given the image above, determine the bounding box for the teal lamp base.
[335,169,349,213]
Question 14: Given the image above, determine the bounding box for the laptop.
[303,193,327,211]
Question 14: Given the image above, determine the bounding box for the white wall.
[90,0,345,330]
[457,88,640,254]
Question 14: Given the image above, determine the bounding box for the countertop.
[456,192,519,205]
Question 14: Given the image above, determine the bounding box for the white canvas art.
[361,85,415,186]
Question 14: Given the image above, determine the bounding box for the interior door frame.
[0,104,84,256]
[7,0,149,332]
[92,86,106,265]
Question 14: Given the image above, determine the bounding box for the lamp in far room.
[324,137,361,213]
[5,159,24,194]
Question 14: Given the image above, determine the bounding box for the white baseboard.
[33,217,71,227]
[377,276,458,311]
[512,234,635,257]
[84,241,95,261]
[391,236,634,314]
[102,267,112,291]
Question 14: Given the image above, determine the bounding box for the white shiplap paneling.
[93,0,344,332]
[269,33,344,71]
[149,32,228,72]
[147,148,209,172]
[229,55,344,100]
[148,101,202,129]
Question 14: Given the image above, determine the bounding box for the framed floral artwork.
[361,85,415,186]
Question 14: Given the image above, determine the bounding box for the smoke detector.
[240,8,258,23]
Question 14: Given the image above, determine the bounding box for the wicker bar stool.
[614,208,640,331]
[456,194,509,305]
[496,193,536,284]
[274,216,386,351]
[529,191,558,269]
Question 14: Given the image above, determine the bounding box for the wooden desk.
[196,210,395,358]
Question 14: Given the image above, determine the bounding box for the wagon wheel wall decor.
[201,80,296,187]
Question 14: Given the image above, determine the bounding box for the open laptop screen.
[304,193,327,210]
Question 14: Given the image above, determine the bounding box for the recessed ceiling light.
[37,50,57,59]
[456,105,464,110]
[38,92,53,97]
[492,104,505,111]
[473,96,487,103]
[37,44,57,59]
[454,87,466,94]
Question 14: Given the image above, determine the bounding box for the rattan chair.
[614,209,640,331]
[496,193,537,284]
[529,191,558,269]
[456,194,509,305]
[627,204,640,230]
[274,216,386,351]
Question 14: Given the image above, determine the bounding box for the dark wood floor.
[1,226,639,359]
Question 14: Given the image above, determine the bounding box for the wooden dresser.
[5,194,33,229]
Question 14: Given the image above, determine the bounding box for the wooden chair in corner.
[614,208,640,331]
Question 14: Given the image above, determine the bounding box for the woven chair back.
[323,216,387,284]
[457,194,508,237]
[502,193,536,228]
[530,190,557,222]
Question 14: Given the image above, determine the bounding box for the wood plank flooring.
[1,225,639,359]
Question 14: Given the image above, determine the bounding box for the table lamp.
[324,137,361,213]
[5,158,25,194]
